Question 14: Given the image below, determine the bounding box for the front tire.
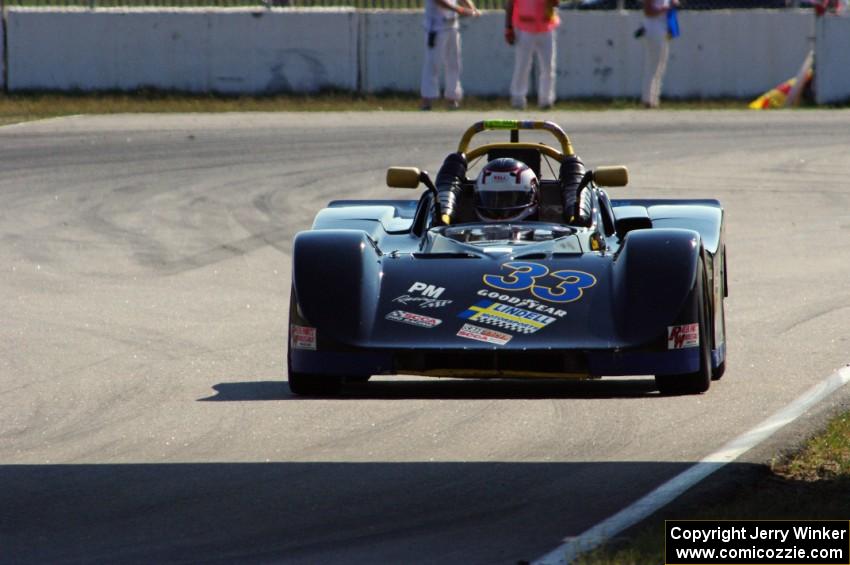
[287,287,342,396]
[655,260,712,396]
[287,352,342,396]
[346,375,371,384]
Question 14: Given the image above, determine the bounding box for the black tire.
[711,360,726,381]
[655,260,712,395]
[287,352,342,396]
[287,288,370,394]
[287,288,342,396]
[346,375,371,384]
[711,246,727,381]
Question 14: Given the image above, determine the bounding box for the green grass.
[574,411,850,564]
[0,90,762,127]
[772,412,850,481]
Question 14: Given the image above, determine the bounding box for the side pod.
[613,228,702,342]
[292,229,383,345]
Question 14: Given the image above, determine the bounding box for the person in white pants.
[641,0,678,108]
[421,0,479,111]
[505,0,560,110]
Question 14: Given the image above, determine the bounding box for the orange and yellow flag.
[749,51,814,110]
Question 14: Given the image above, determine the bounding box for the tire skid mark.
[779,302,850,336]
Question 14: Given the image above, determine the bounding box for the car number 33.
[483,261,596,303]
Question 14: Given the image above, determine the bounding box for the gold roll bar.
[456,120,575,158]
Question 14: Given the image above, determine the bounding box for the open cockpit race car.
[288,120,727,396]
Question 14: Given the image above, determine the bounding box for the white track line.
[534,365,850,565]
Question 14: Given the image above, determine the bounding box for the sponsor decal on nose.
[290,325,317,350]
[395,281,452,308]
[458,300,555,335]
[386,310,442,329]
[407,281,446,299]
[457,323,512,345]
[667,323,699,349]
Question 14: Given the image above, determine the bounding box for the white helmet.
[474,158,540,222]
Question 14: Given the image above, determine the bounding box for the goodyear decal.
[457,323,512,346]
[458,300,555,335]
[476,289,566,317]
[483,261,596,304]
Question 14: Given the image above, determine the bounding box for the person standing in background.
[421,0,480,111]
[504,0,560,110]
[641,0,679,108]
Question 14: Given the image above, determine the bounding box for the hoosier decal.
[457,323,512,346]
[667,323,699,349]
[385,310,442,329]
[458,300,555,335]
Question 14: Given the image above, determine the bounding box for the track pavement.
[1,111,849,564]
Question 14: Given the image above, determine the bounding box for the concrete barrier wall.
[360,12,513,96]
[7,9,359,92]
[673,11,814,98]
[815,16,850,104]
[6,8,817,99]
[564,11,813,98]
[365,10,813,99]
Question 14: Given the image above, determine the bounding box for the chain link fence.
[2,0,800,10]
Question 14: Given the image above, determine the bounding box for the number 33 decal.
[483,261,596,303]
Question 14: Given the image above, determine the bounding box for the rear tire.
[656,260,712,396]
[711,360,726,381]
[711,245,728,381]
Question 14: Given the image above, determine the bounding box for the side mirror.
[593,166,629,187]
[386,167,422,189]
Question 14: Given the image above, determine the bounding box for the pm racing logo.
[393,281,452,309]
[483,261,596,304]
[458,300,555,335]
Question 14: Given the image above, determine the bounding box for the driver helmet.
[474,158,539,222]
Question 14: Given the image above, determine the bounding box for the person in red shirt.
[813,0,846,15]
[504,0,560,110]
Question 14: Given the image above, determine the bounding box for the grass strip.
[0,90,763,127]
[575,411,850,564]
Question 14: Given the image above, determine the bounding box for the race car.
[288,120,727,395]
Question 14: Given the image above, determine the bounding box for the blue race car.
[288,120,727,395]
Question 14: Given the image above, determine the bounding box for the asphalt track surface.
[1,111,849,564]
